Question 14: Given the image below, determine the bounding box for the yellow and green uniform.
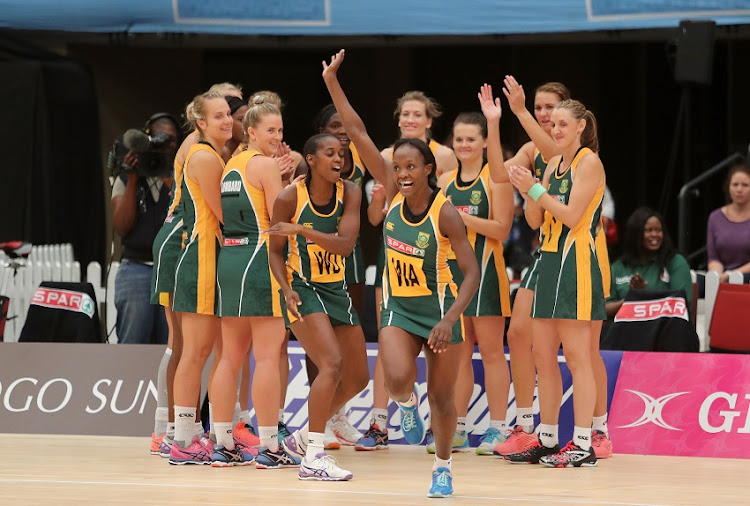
[172,142,224,315]
[531,147,606,320]
[381,191,464,343]
[444,164,511,317]
[344,142,366,285]
[284,179,359,327]
[216,149,283,317]
[519,148,549,291]
[150,157,185,305]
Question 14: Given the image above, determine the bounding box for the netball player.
[323,49,479,498]
[495,78,612,459]
[152,84,245,457]
[168,91,231,464]
[210,102,300,467]
[267,133,370,480]
[506,99,605,467]
[381,91,457,177]
[436,97,514,455]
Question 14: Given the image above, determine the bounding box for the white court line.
[0,478,669,505]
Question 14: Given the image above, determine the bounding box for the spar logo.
[31,288,95,319]
[614,296,688,323]
[386,237,425,258]
[454,205,479,215]
[617,390,750,434]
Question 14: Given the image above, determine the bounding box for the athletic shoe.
[282,431,307,462]
[330,413,362,446]
[298,453,353,481]
[540,441,597,468]
[399,383,425,445]
[592,430,613,459]
[426,430,471,454]
[159,436,173,459]
[428,467,454,498]
[504,439,560,464]
[234,421,260,448]
[169,436,214,465]
[354,421,389,451]
[476,427,506,455]
[150,432,165,455]
[211,444,255,467]
[493,426,538,457]
[277,421,291,444]
[255,446,301,469]
[233,435,259,457]
[324,421,340,450]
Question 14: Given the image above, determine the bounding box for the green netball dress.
[216,149,283,318]
[344,142,366,286]
[150,157,185,305]
[284,179,359,327]
[519,147,548,291]
[381,191,464,343]
[172,143,224,315]
[531,147,606,321]
[444,163,511,317]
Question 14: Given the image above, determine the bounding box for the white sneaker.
[324,421,340,450]
[298,452,353,481]
[330,413,362,446]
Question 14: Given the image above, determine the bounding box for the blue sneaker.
[399,383,425,445]
[210,445,254,467]
[427,429,470,454]
[277,421,291,444]
[255,445,301,469]
[428,467,453,498]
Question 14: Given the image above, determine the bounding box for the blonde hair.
[185,90,225,136]
[207,82,243,98]
[555,99,599,153]
[242,103,282,132]
[394,90,442,120]
[535,82,571,102]
[249,90,284,109]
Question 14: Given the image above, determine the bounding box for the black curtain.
[0,42,104,267]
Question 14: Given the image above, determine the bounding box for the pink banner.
[609,352,750,458]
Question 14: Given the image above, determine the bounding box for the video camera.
[108,128,175,178]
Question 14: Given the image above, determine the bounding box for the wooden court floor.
[1,434,748,505]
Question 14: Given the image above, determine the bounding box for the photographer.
[110,114,179,344]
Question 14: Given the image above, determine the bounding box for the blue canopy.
[2,1,749,35]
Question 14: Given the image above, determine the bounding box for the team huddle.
[148,49,612,498]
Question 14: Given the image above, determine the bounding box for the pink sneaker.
[234,421,260,448]
[592,430,613,459]
[233,435,259,457]
[169,436,214,465]
[493,426,538,457]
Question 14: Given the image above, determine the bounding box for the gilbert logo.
[614,296,688,323]
[617,390,689,431]
[32,288,95,319]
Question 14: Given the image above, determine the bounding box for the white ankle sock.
[372,408,388,429]
[490,420,508,432]
[304,432,325,464]
[214,422,234,450]
[240,410,251,424]
[517,407,534,433]
[538,424,559,448]
[153,407,168,435]
[279,409,285,423]
[259,426,279,452]
[174,406,195,447]
[456,417,467,433]
[573,426,592,450]
[592,414,608,434]
[233,401,241,425]
[433,455,452,471]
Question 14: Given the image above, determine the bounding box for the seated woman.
[707,163,750,283]
[606,207,693,319]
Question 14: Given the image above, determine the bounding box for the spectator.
[707,163,750,283]
[111,114,179,344]
[606,207,693,318]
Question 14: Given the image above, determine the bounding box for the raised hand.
[275,141,292,159]
[502,75,527,116]
[478,83,502,123]
[322,49,346,81]
[274,153,296,183]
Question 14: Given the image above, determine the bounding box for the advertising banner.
[609,352,750,458]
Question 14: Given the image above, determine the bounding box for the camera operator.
[110,114,180,344]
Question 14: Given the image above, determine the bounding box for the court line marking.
[0,477,668,505]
